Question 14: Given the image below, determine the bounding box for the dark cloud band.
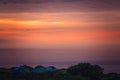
[0,0,55,4]
[0,0,120,13]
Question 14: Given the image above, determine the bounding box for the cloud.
[0,38,25,46]
[0,0,54,4]
[63,0,120,11]
[0,39,14,43]
[0,0,120,13]
[0,0,68,4]
[0,0,119,4]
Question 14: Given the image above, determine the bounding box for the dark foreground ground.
[0,63,120,80]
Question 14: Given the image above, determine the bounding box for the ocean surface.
[0,48,120,73]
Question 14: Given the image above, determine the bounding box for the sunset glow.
[0,0,120,72]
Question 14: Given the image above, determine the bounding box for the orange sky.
[0,11,120,48]
[0,0,120,72]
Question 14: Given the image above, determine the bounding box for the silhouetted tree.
[47,66,56,69]
[102,73,120,80]
[35,65,44,68]
[67,63,104,80]
[1,63,120,80]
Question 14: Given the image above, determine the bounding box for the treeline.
[0,63,120,80]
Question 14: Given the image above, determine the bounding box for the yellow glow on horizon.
[0,18,119,29]
[53,21,62,24]
[0,19,65,27]
[0,19,40,26]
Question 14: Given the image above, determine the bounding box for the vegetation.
[0,63,120,80]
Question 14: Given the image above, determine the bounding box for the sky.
[0,0,120,72]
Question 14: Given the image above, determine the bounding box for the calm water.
[0,48,120,73]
